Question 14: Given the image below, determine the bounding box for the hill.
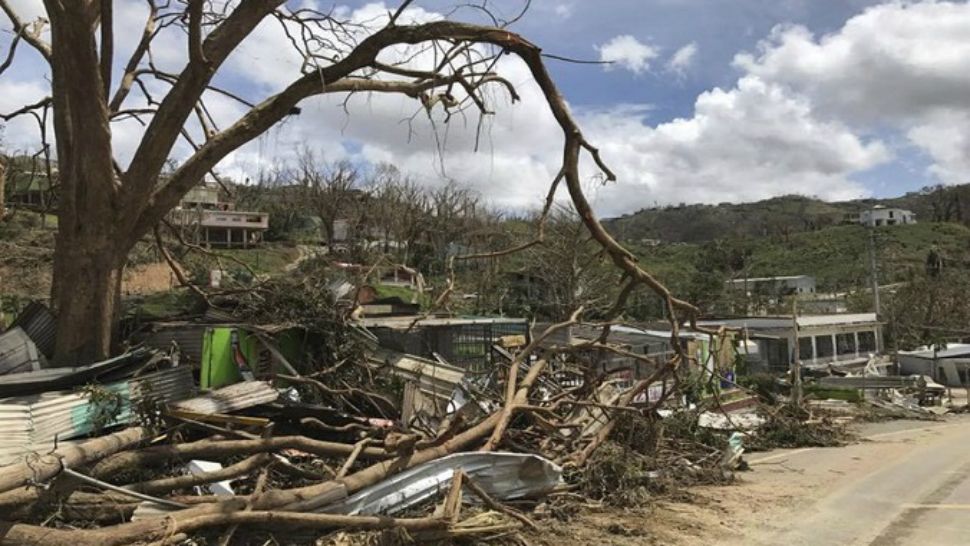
[603,184,970,244]
[628,222,970,303]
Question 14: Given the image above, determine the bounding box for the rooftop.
[725,275,813,283]
[899,344,970,360]
[357,315,528,330]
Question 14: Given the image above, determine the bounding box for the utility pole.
[791,299,803,406]
[867,225,885,359]
[868,226,881,315]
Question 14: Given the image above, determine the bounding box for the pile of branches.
[0,313,709,546]
[578,410,733,508]
[745,404,852,451]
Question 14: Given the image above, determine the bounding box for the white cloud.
[596,35,659,74]
[5,0,970,217]
[731,1,970,186]
[907,111,970,185]
[666,42,697,75]
[580,75,889,213]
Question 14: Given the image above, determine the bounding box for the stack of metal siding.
[0,366,196,466]
[138,322,208,363]
[0,327,44,376]
[169,380,277,414]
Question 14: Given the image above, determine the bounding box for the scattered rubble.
[0,295,959,545]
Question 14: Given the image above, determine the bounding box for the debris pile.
[0,295,873,545]
[0,295,660,545]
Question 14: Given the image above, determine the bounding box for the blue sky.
[2,1,969,216]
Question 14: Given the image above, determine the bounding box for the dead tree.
[0,1,700,364]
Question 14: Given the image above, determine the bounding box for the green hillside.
[604,184,970,245]
[631,222,970,301]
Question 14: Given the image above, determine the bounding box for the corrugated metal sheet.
[0,327,43,376]
[169,380,277,414]
[0,348,152,398]
[0,366,195,466]
[321,452,562,516]
[9,301,57,357]
[139,324,207,364]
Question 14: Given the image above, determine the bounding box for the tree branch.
[108,0,158,113]
[99,0,113,97]
[0,0,51,61]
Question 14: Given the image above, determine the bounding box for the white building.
[725,275,816,296]
[169,182,269,248]
[699,313,882,373]
[855,205,916,227]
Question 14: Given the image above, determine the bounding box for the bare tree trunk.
[51,240,123,364]
[45,4,123,364]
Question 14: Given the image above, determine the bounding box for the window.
[837,333,856,355]
[816,335,834,358]
[858,331,876,353]
[889,210,895,219]
[798,337,814,361]
[763,339,790,370]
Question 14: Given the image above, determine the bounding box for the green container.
[200,327,257,389]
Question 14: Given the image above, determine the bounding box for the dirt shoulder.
[527,417,970,545]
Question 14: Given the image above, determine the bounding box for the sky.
[1,0,969,218]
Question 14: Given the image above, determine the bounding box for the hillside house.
[726,275,816,297]
[169,182,269,248]
[699,313,883,373]
[3,171,56,210]
[848,205,916,227]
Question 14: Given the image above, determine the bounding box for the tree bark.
[44,2,123,364]
[51,239,123,364]
[0,427,148,495]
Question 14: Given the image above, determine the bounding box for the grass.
[374,283,432,308]
[125,290,200,320]
[179,243,301,280]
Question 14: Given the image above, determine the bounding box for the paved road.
[739,418,970,545]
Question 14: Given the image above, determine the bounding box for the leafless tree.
[295,149,363,245]
[513,207,617,320]
[0,0,699,364]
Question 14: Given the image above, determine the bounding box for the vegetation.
[628,222,970,316]
[603,184,970,245]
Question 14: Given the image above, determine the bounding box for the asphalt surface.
[741,417,970,545]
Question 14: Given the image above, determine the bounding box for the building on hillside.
[698,313,883,374]
[726,275,816,297]
[898,345,970,387]
[168,182,269,248]
[3,171,57,209]
[847,205,916,227]
[796,292,849,314]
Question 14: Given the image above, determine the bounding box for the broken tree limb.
[0,510,449,546]
[59,467,189,510]
[460,471,538,531]
[126,453,272,495]
[482,309,582,452]
[0,427,149,495]
[0,360,553,545]
[91,435,389,479]
[336,439,373,479]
